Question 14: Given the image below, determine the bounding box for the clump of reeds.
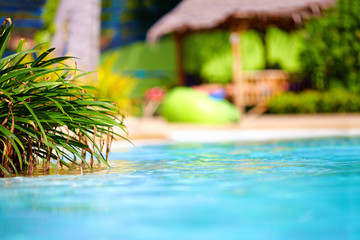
[0,19,127,177]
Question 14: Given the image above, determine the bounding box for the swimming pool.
[1,137,359,240]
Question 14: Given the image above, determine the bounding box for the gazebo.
[147,0,335,111]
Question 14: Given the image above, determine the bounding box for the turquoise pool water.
[1,137,360,240]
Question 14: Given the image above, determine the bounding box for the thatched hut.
[147,0,335,111]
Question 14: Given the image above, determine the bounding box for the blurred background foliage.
[268,89,360,114]
[96,52,137,114]
[100,37,175,115]
[300,0,360,93]
[33,0,59,46]
[98,0,360,114]
[185,30,265,84]
[183,28,304,84]
[3,0,360,115]
[266,0,360,114]
[266,27,304,73]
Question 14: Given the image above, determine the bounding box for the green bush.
[184,30,265,83]
[267,89,360,114]
[0,20,127,177]
[266,27,304,73]
[199,51,232,84]
[198,30,265,83]
[184,28,304,84]
[184,31,230,75]
[300,0,360,92]
[318,89,360,112]
[267,91,320,114]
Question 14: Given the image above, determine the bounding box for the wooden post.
[230,30,245,113]
[259,30,269,69]
[174,33,185,86]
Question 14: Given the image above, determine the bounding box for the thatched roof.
[147,0,335,42]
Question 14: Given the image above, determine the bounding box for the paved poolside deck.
[111,114,360,148]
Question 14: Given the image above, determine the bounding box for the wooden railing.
[227,70,289,113]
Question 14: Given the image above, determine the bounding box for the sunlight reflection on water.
[1,137,360,240]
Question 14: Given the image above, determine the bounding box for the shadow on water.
[16,160,139,177]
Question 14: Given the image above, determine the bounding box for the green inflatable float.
[161,87,240,124]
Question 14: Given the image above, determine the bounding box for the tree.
[300,0,360,92]
[51,0,101,75]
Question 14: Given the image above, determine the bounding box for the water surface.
[1,137,360,240]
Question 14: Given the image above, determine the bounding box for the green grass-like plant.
[0,19,127,177]
[267,89,360,114]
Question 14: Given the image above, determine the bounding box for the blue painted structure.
[0,0,46,29]
[0,0,179,49]
[101,0,179,49]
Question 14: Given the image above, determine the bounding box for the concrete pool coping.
[111,114,360,150]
